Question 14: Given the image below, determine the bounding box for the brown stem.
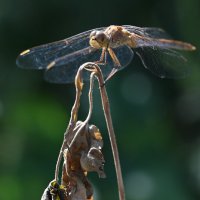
[54,65,84,182]
[67,71,95,150]
[54,64,96,183]
[85,62,125,200]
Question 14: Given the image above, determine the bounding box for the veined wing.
[122,25,172,39]
[123,26,195,78]
[135,47,190,79]
[123,25,195,51]
[45,45,134,83]
[16,27,106,69]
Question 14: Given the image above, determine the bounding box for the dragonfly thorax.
[89,30,110,49]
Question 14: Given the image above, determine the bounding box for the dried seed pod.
[88,125,103,150]
[80,147,106,178]
[61,122,94,199]
[80,124,106,178]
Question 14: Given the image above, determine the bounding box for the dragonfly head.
[89,30,109,49]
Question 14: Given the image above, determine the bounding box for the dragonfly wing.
[44,46,99,83]
[44,45,134,83]
[135,47,189,78]
[122,25,172,39]
[123,25,195,51]
[16,27,106,69]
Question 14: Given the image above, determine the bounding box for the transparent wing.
[135,47,190,78]
[123,25,195,51]
[45,45,134,83]
[16,27,106,69]
[122,25,171,39]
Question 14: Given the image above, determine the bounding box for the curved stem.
[84,62,125,200]
[97,68,125,200]
[68,72,95,150]
[54,65,84,182]
[54,65,95,183]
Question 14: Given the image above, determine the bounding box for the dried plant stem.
[85,63,125,200]
[54,65,95,183]
[98,70,125,200]
[54,65,84,182]
[67,72,95,150]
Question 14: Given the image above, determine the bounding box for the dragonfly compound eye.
[95,32,108,43]
[89,31,109,49]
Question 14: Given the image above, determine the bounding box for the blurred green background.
[0,0,200,199]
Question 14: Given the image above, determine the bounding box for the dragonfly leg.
[108,48,121,67]
[100,47,106,62]
[104,48,121,82]
[95,48,107,65]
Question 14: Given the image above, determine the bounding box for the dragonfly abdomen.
[155,39,196,51]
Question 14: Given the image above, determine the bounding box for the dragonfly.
[16,25,196,83]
